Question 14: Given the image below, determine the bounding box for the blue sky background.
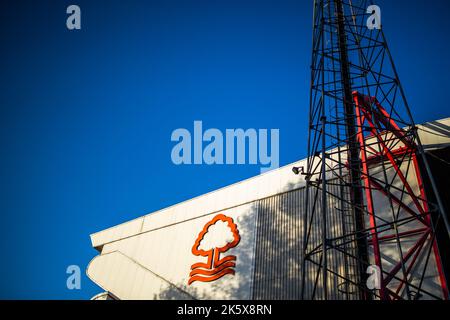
[0,0,449,299]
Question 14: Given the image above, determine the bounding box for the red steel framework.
[353,92,448,300]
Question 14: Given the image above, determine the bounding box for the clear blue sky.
[0,0,449,299]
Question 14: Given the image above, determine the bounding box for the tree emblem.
[188,214,240,285]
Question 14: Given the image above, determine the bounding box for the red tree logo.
[188,214,240,285]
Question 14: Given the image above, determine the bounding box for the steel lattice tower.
[300,0,450,300]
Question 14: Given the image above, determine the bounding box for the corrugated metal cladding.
[252,189,303,300]
[252,183,360,300]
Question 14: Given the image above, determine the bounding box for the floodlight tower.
[301,0,450,300]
